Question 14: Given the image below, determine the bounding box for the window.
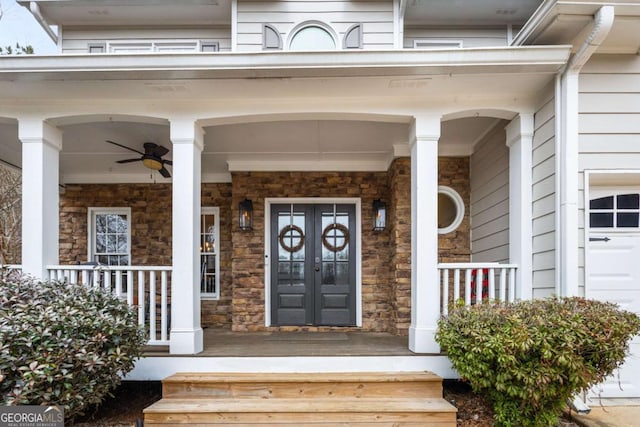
[413,39,463,49]
[200,41,219,52]
[590,193,640,229]
[438,186,465,234]
[88,43,106,53]
[290,24,336,51]
[88,208,131,265]
[201,207,220,299]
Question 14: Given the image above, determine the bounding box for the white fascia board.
[512,0,560,46]
[0,47,571,82]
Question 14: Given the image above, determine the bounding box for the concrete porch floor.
[145,328,414,357]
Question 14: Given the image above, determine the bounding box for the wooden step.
[162,371,443,399]
[143,397,457,426]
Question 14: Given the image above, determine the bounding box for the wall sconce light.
[373,199,386,231]
[239,199,253,231]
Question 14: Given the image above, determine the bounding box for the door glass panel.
[335,262,349,285]
[277,209,306,285]
[590,196,614,210]
[617,213,639,228]
[322,263,335,284]
[590,213,614,228]
[617,194,640,209]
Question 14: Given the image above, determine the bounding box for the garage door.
[587,191,640,398]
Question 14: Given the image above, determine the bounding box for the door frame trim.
[264,197,362,327]
[584,169,640,300]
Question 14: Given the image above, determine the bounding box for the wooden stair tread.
[144,397,457,414]
[164,371,442,384]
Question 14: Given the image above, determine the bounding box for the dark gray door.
[271,203,356,326]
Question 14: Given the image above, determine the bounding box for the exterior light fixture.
[373,199,386,231]
[239,199,253,231]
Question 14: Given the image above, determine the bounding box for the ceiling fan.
[106,140,172,178]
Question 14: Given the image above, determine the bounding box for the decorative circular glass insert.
[438,186,465,234]
[321,223,349,252]
[279,224,305,253]
[290,25,336,51]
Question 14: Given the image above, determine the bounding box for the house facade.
[1,0,640,400]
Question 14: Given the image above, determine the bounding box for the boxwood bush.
[0,275,146,419]
[437,297,640,427]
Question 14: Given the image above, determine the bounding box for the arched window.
[289,24,336,51]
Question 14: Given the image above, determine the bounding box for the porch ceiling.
[14,116,500,183]
[404,0,543,26]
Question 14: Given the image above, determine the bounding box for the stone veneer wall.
[388,158,411,335]
[230,171,393,332]
[59,183,233,328]
[438,157,471,263]
[387,157,470,335]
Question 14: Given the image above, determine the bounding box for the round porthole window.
[438,186,464,234]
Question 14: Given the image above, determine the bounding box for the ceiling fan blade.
[162,159,173,166]
[152,145,169,157]
[116,158,143,164]
[159,167,171,178]
[106,140,145,155]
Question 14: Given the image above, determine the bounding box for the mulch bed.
[71,379,579,426]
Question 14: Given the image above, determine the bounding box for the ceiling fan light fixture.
[143,158,163,170]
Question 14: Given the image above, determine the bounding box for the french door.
[270,203,356,326]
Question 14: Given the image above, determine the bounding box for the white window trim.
[286,20,338,51]
[437,186,465,234]
[263,198,362,327]
[201,206,221,300]
[87,207,132,265]
[413,39,463,49]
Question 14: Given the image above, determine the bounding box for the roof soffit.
[514,0,640,54]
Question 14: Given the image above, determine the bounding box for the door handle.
[589,237,611,242]
[315,265,320,272]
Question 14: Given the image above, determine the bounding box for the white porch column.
[505,114,534,301]
[409,115,441,353]
[170,119,204,354]
[18,119,62,279]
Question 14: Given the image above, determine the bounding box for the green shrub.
[0,275,146,419]
[437,297,640,427]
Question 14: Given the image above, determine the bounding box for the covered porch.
[0,46,567,360]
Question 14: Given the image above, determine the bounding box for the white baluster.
[488,268,496,300]
[464,268,472,306]
[115,270,122,298]
[453,269,460,303]
[137,270,145,326]
[149,270,157,342]
[442,269,449,316]
[509,268,516,302]
[161,270,168,343]
[127,270,134,306]
[499,268,507,303]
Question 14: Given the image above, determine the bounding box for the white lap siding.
[532,82,557,299]
[579,54,640,295]
[470,123,510,264]
[236,0,394,51]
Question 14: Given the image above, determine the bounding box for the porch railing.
[438,262,518,316]
[47,265,171,346]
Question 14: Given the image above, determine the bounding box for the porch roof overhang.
[0,46,571,82]
[513,0,640,54]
